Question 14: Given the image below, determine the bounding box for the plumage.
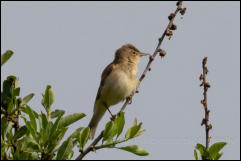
[88,44,148,139]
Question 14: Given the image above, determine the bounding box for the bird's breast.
[101,69,137,106]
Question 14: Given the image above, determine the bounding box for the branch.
[120,1,185,112]
[200,57,212,152]
[76,131,103,160]
[75,1,186,160]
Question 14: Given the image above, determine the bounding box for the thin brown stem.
[200,57,212,152]
[75,1,185,160]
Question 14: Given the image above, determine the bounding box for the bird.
[88,44,149,139]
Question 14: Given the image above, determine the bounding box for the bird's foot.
[127,96,133,104]
[106,107,116,121]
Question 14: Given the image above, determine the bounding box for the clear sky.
[1,1,240,160]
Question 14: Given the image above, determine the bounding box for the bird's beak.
[139,52,150,57]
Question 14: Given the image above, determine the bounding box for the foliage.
[194,142,227,160]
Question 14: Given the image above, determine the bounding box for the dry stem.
[200,57,212,151]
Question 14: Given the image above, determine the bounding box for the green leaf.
[78,127,90,150]
[41,85,55,111]
[21,136,41,152]
[208,142,227,159]
[1,50,14,66]
[45,122,54,141]
[50,112,64,139]
[135,129,146,137]
[118,145,149,156]
[39,112,48,129]
[115,112,125,139]
[20,93,34,107]
[103,121,115,142]
[38,112,48,145]
[125,122,142,139]
[12,126,28,140]
[195,143,209,159]
[46,127,68,153]
[13,88,20,97]
[23,118,37,141]
[4,122,13,140]
[1,76,18,112]
[195,143,206,155]
[22,105,39,119]
[66,150,74,160]
[56,138,74,160]
[59,113,86,127]
[51,109,65,119]
[2,76,17,97]
[194,149,198,160]
[68,127,84,140]
[25,105,37,131]
[7,98,14,114]
[67,127,84,146]
[214,152,224,160]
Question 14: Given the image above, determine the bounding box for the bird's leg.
[127,95,133,104]
[103,102,116,121]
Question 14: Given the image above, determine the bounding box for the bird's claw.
[127,96,133,104]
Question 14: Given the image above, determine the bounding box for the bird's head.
[114,44,149,64]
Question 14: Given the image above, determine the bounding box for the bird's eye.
[132,51,136,55]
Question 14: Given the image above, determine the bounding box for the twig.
[75,1,185,160]
[75,131,104,160]
[200,57,212,152]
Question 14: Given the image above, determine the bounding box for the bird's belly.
[101,71,137,106]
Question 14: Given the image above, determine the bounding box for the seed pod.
[201,100,207,107]
[159,49,166,57]
[168,13,175,21]
[203,101,207,107]
[176,1,181,6]
[199,74,203,81]
[149,55,154,61]
[165,29,173,37]
[170,24,177,30]
[202,57,208,65]
[208,124,213,130]
[201,118,206,126]
[156,48,162,52]
[180,8,187,15]
[204,82,211,88]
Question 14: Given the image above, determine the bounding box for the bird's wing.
[95,62,115,101]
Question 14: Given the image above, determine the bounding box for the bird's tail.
[88,102,106,139]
